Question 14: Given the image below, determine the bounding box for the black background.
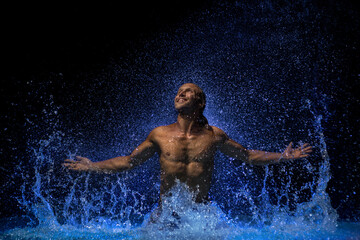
[1,0,359,221]
[2,0,214,219]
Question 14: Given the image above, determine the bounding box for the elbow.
[112,156,132,171]
[248,156,261,165]
[124,160,133,170]
[247,153,267,166]
[243,150,256,165]
[122,157,133,170]
[248,154,278,166]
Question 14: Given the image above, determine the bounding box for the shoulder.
[209,126,229,142]
[210,125,226,135]
[147,124,174,139]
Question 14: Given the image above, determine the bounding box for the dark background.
[1,0,359,222]
[2,0,215,219]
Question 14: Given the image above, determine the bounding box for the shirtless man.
[64,83,312,205]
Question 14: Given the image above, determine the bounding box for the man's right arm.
[63,130,159,173]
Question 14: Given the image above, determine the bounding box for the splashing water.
[2,99,359,239]
[141,181,235,240]
[2,1,360,239]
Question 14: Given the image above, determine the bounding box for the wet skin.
[150,123,223,203]
[64,83,312,205]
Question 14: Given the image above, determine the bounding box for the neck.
[176,111,202,135]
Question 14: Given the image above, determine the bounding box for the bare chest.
[157,132,217,164]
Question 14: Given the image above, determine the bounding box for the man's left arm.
[216,128,312,165]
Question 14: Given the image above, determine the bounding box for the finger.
[286,142,293,149]
[296,143,311,150]
[302,145,312,149]
[76,156,88,161]
[63,164,80,171]
[303,147,313,153]
[299,146,312,152]
[62,162,77,168]
[297,145,312,151]
[64,159,77,163]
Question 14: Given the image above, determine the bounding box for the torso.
[152,123,224,203]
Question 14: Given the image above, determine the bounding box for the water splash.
[141,181,235,240]
[292,100,338,231]
[1,102,352,239]
[2,1,359,239]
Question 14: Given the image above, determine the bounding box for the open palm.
[283,142,312,160]
[63,156,93,171]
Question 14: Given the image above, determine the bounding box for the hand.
[282,142,312,160]
[63,156,94,171]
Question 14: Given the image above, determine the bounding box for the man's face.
[174,83,201,112]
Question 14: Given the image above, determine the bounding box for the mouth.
[176,98,188,103]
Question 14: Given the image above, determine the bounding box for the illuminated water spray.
[2,1,359,239]
[7,97,339,239]
[293,99,338,230]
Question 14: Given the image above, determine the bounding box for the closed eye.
[177,88,193,95]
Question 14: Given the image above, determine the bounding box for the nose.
[178,90,185,97]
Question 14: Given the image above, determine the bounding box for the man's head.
[174,83,206,115]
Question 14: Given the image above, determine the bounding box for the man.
[64,83,312,205]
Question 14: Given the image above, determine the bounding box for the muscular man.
[64,83,312,205]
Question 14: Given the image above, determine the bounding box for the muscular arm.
[63,130,159,173]
[216,128,312,165]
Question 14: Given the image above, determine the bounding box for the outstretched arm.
[63,130,158,173]
[216,128,312,165]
